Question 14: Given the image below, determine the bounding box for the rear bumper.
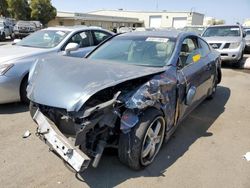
[32,109,91,172]
[0,75,20,104]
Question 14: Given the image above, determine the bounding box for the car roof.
[119,30,184,39]
[43,26,112,33]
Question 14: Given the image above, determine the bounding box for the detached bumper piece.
[33,109,90,172]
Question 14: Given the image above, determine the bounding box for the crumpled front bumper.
[32,109,90,172]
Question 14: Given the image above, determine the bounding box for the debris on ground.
[243,152,250,161]
[23,130,31,138]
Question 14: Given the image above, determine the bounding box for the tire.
[207,69,218,100]
[20,77,29,104]
[233,52,243,68]
[118,108,166,170]
[1,33,5,41]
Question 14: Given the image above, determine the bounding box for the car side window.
[92,31,111,45]
[179,37,200,68]
[198,38,210,57]
[67,31,91,48]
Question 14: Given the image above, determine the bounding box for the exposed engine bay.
[30,72,177,171]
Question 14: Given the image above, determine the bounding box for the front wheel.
[20,77,29,104]
[118,108,166,170]
[0,33,5,41]
[233,52,243,68]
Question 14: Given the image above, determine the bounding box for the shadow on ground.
[0,103,28,114]
[77,86,230,188]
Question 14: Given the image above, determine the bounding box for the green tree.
[30,0,56,25]
[7,0,31,20]
[0,0,9,17]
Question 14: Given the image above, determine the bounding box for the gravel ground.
[0,68,250,188]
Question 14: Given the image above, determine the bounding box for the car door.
[177,36,210,119]
[64,30,94,58]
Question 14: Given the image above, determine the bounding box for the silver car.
[244,27,250,52]
[0,26,113,104]
[202,25,246,67]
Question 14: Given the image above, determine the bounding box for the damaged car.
[28,31,222,172]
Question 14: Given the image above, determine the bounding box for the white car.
[0,26,113,104]
[202,25,246,67]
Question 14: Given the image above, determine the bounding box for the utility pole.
[156,0,159,11]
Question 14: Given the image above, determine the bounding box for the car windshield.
[16,30,70,48]
[88,36,176,67]
[203,26,241,37]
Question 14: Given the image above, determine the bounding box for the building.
[243,19,250,27]
[203,17,225,26]
[89,10,204,29]
[48,11,143,30]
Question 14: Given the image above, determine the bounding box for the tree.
[0,0,9,17]
[7,0,31,20]
[30,0,56,25]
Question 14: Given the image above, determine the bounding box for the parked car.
[28,31,222,172]
[0,26,113,104]
[244,27,250,52]
[183,25,206,35]
[0,20,13,41]
[30,21,43,30]
[13,20,37,38]
[202,24,246,67]
[117,26,133,33]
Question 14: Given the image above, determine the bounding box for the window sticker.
[193,54,201,62]
[146,37,169,43]
[230,28,239,31]
[80,32,87,39]
[56,31,66,36]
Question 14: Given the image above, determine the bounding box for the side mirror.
[64,43,79,55]
[12,39,21,45]
[185,86,196,106]
[243,32,246,38]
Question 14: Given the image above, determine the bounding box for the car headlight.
[0,64,14,76]
[229,42,240,49]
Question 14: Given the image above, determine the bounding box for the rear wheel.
[118,108,166,170]
[207,69,219,100]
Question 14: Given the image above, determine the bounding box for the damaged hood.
[28,56,165,111]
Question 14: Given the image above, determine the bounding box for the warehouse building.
[89,10,204,29]
[48,11,143,30]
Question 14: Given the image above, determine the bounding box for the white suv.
[202,25,246,67]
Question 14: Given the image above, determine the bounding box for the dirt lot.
[0,67,250,188]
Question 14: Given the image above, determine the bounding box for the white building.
[203,17,225,26]
[89,10,204,29]
[48,11,143,30]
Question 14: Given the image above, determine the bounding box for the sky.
[51,0,250,24]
